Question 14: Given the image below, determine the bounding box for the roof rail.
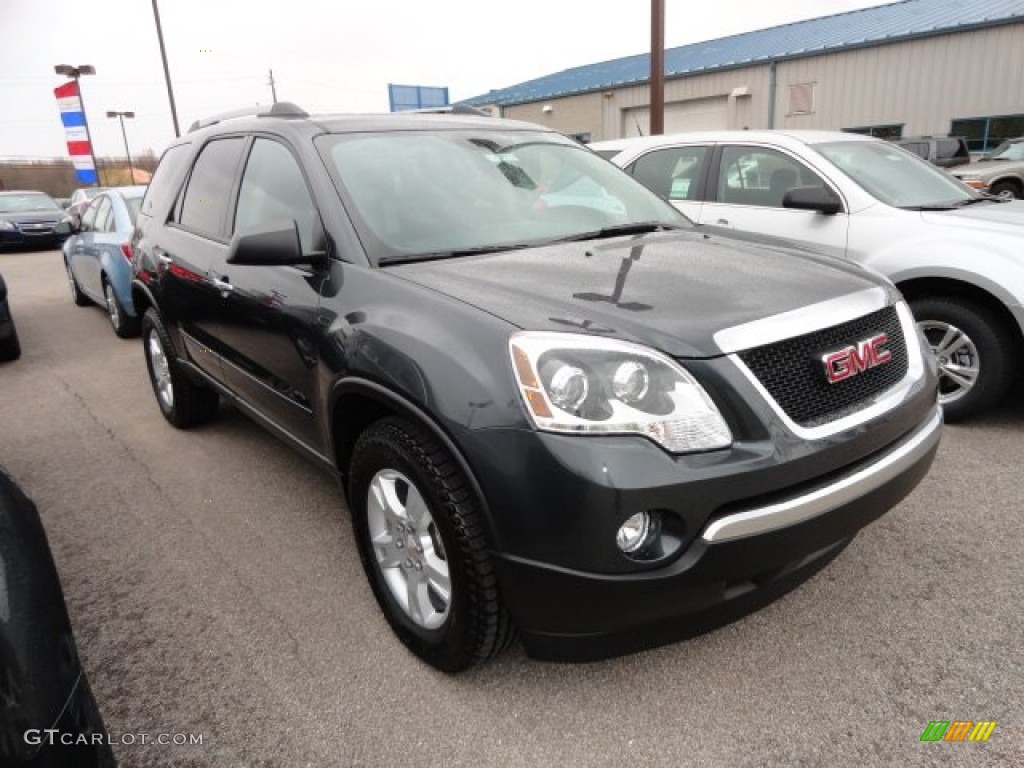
[187,102,308,133]
[405,105,491,116]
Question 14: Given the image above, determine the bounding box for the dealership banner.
[54,80,97,184]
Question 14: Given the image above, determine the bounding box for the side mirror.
[55,217,74,236]
[227,220,321,267]
[783,186,842,215]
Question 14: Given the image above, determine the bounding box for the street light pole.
[151,0,181,137]
[650,0,665,135]
[54,64,101,186]
[107,111,135,183]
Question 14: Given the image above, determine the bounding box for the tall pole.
[151,0,181,137]
[650,0,665,136]
[268,69,278,104]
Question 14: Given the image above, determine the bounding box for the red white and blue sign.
[54,81,97,184]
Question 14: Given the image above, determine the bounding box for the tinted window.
[716,147,826,208]
[630,146,707,201]
[234,139,320,253]
[179,138,246,237]
[141,143,191,218]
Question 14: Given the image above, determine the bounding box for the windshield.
[984,140,1024,161]
[814,140,977,209]
[0,193,62,214]
[317,130,687,263]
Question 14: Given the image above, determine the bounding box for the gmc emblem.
[822,333,892,384]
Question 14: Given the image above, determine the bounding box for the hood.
[949,159,1024,180]
[388,230,891,358]
[920,200,1024,235]
[0,210,63,224]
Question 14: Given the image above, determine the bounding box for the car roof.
[589,129,877,154]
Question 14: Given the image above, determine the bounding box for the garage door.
[622,96,729,137]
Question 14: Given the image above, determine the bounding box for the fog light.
[616,512,653,554]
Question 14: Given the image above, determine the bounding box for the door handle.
[212,276,233,294]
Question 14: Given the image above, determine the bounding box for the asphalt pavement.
[1,248,1021,767]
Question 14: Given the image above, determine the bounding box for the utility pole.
[268,69,278,104]
[650,0,665,135]
[151,0,181,137]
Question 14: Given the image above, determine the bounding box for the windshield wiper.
[902,197,1002,211]
[378,243,532,265]
[549,222,686,243]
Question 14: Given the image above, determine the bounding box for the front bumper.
[482,404,941,661]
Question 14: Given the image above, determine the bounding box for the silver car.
[949,138,1024,200]
[592,130,1024,420]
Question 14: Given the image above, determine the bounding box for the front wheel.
[988,180,1021,200]
[910,297,1015,421]
[141,309,219,428]
[348,418,514,672]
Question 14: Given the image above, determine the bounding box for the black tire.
[0,321,20,363]
[104,279,141,339]
[348,418,514,672]
[65,259,90,307]
[910,296,1015,421]
[988,179,1021,199]
[141,308,219,428]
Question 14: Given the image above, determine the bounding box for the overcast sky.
[1,0,892,161]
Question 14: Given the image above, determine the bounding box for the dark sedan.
[0,468,115,766]
[0,192,68,251]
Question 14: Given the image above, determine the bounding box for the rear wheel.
[910,297,1015,421]
[348,418,514,672]
[141,308,219,428]
[104,280,140,339]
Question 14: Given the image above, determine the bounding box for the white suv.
[592,130,1024,420]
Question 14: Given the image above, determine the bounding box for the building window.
[843,124,903,140]
[950,114,1024,153]
[787,83,815,116]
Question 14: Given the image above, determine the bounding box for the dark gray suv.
[130,104,940,671]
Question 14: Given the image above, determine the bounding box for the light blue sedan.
[63,186,146,337]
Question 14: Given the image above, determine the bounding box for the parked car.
[593,129,1024,420]
[0,467,116,766]
[63,186,147,338]
[0,191,69,251]
[65,186,109,221]
[949,137,1024,199]
[0,271,21,362]
[131,106,939,671]
[892,135,970,168]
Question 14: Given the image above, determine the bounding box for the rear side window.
[630,146,708,201]
[900,142,929,160]
[177,138,246,239]
[93,197,114,232]
[141,143,191,218]
[936,139,969,163]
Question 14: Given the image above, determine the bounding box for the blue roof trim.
[461,0,1024,106]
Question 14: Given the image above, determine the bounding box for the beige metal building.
[461,0,1024,152]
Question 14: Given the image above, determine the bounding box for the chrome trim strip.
[713,287,888,354]
[729,301,926,440]
[701,407,942,543]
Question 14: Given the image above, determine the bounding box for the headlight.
[509,332,732,453]
[0,220,15,231]
[956,176,987,189]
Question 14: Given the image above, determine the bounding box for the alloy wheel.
[147,330,174,410]
[918,320,979,405]
[365,469,450,630]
